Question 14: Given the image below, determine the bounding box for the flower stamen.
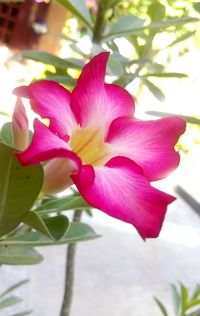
[69,127,110,166]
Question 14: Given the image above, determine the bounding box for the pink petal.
[72,156,175,239]
[106,116,186,181]
[14,80,77,137]
[71,52,134,132]
[16,119,81,171]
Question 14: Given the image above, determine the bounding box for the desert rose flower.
[12,97,29,151]
[13,52,186,239]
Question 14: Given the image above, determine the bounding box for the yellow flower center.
[69,127,110,166]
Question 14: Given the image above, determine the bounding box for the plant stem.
[92,1,105,43]
[60,210,82,316]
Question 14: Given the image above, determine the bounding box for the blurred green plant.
[21,0,199,100]
[0,279,32,315]
[0,122,99,266]
[155,283,200,316]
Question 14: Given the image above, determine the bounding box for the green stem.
[92,2,105,43]
[60,210,82,316]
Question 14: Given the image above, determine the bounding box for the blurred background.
[0,0,200,315]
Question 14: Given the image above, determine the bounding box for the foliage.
[0,279,32,315]
[0,121,98,265]
[21,0,199,100]
[155,283,200,316]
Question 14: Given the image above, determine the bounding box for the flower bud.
[12,97,29,151]
[42,158,73,194]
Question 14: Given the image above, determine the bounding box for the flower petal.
[106,116,186,181]
[71,52,134,131]
[72,156,175,239]
[14,80,77,137]
[16,119,81,171]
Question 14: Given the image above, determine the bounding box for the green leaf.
[22,51,83,70]
[154,297,168,316]
[143,78,165,101]
[146,111,200,125]
[2,222,100,247]
[0,296,22,309]
[148,1,166,22]
[65,57,84,69]
[105,15,145,39]
[180,283,188,312]
[57,0,93,28]
[0,246,43,265]
[186,299,200,310]
[147,17,199,30]
[108,54,124,76]
[45,75,76,86]
[0,111,11,117]
[23,212,69,241]
[144,72,188,78]
[0,122,32,149]
[170,284,181,316]
[0,122,13,147]
[35,195,90,215]
[11,311,32,316]
[104,16,199,39]
[69,44,88,58]
[192,285,200,299]
[0,279,29,298]
[0,144,43,236]
[166,31,196,48]
[193,2,200,13]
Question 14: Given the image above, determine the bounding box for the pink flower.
[12,97,29,151]
[13,52,186,239]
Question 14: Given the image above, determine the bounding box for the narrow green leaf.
[0,296,22,309]
[69,44,88,58]
[154,297,168,316]
[170,284,181,315]
[180,283,188,312]
[45,75,76,86]
[35,195,90,215]
[192,285,200,299]
[11,311,33,316]
[0,279,29,298]
[23,212,69,241]
[2,222,100,247]
[0,111,11,117]
[186,299,200,310]
[108,54,124,76]
[166,31,196,48]
[143,78,165,101]
[0,144,43,236]
[0,246,43,265]
[147,17,199,30]
[146,111,200,125]
[65,57,84,68]
[22,51,83,70]
[105,15,145,38]
[144,72,188,78]
[57,0,93,28]
[103,16,199,39]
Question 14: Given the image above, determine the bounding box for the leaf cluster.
[155,283,200,316]
[0,122,99,266]
[21,0,199,100]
